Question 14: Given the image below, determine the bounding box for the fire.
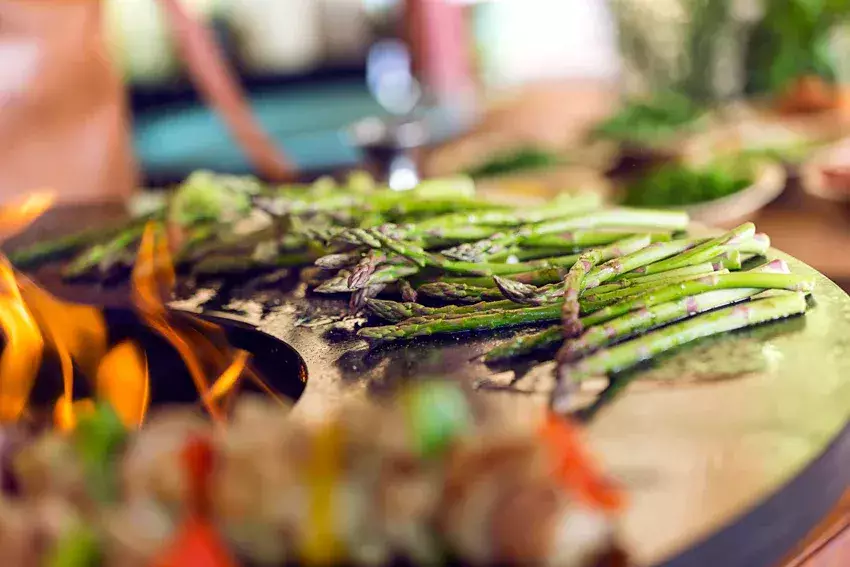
[206,349,250,403]
[0,192,55,243]
[131,223,253,422]
[0,257,44,421]
[0,202,266,431]
[54,396,96,433]
[97,341,150,429]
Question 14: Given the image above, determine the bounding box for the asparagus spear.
[581,239,702,290]
[552,292,808,408]
[6,221,146,269]
[365,298,527,322]
[580,272,815,328]
[441,209,690,262]
[417,282,506,304]
[350,283,386,312]
[315,269,354,293]
[580,268,731,310]
[398,279,418,302]
[315,264,419,293]
[517,231,660,250]
[562,249,603,337]
[361,271,813,342]
[591,262,719,293]
[315,251,361,270]
[483,262,739,363]
[493,278,560,305]
[191,251,316,277]
[442,266,568,289]
[478,235,656,296]
[482,325,564,362]
[358,302,564,341]
[416,192,602,229]
[643,223,754,274]
[62,224,148,279]
[450,248,724,291]
[558,260,790,362]
[487,231,674,263]
[348,250,386,289]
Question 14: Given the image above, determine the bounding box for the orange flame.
[0,206,275,429]
[54,396,96,433]
[96,341,150,429]
[206,349,250,403]
[131,223,261,422]
[0,256,44,421]
[0,192,55,243]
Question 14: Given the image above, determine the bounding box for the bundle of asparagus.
[6,171,815,411]
[310,203,812,407]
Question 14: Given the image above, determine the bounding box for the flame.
[0,208,275,429]
[96,341,150,429]
[131,223,259,422]
[0,192,55,243]
[0,256,44,421]
[54,396,96,433]
[206,349,250,403]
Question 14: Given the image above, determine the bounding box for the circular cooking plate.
[23,251,850,567]
[220,252,850,567]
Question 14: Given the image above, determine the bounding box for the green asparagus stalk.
[580,269,731,310]
[487,231,674,263]
[517,231,663,250]
[442,266,568,289]
[358,302,564,342]
[483,261,747,363]
[592,262,719,293]
[496,260,725,308]
[315,251,361,270]
[365,298,528,322]
[315,264,419,293]
[558,260,791,363]
[416,192,602,229]
[717,250,742,271]
[191,251,316,278]
[314,269,354,293]
[62,224,148,279]
[417,282,506,304]
[482,325,564,362]
[582,238,702,290]
[6,220,148,269]
[643,223,754,274]
[561,249,603,337]
[441,209,690,262]
[493,277,560,305]
[581,272,815,328]
[553,292,808,408]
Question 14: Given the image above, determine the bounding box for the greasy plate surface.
[178,252,850,567]
[32,249,850,567]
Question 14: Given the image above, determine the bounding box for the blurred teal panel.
[134,81,380,174]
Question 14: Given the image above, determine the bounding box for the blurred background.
[12,0,850,287]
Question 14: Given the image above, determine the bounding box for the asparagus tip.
[493,276,540,304]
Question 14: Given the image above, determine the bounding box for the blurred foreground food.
[0,386,624,566]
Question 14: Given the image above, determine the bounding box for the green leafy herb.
[622,162,752,208]
[465,147,563,179]
[591,92,705,147]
